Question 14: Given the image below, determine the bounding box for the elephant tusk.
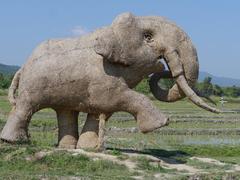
[192,87,217,105]
[176,75,221,113]
[157,71,217,106]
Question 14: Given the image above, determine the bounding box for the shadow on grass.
[107,147,190,164]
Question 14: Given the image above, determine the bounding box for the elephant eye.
[143,31,153,42]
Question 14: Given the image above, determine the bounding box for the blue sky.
[0,1,239,79]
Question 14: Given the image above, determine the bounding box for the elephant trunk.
[149,38,220,113]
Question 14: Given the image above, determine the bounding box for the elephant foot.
[137,107,169,133]
[1,128,29,143]
[1,108,30,143]
[77,131,99,149]
[58,135,78,149]
[77,114,99,149]
[56,109,79,149]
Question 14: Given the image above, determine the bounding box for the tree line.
[135,76,240,98]
[196,77,240,98]
[0,72,239,97]
[0,73,13,89]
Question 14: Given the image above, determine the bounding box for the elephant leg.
[77,113,111,149]
[96,113,107,151]
[56,109,79,149]
[77,113,99,149]
[117,89,169,133]
[1,103,33,143]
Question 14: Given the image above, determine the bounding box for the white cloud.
[71,26,89,36]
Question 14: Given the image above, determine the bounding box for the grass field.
[0,95,240,179]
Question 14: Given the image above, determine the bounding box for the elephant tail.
[8,68,22,107]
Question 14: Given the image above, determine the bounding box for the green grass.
[187,159,232,171]
[177,145,240,164]
[0,96,11,113]
[0,94,240,178]
[136,157,172,173]
[178,173,240,180]
[0,89,8,96]
[0,146,133,179]
[177,145,240,157]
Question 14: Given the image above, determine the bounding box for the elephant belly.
[48,76,128,114]
[18,67,127,114]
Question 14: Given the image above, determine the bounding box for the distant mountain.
[199,71,240,87]
[0,63,20,75]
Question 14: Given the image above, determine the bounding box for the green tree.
[223,86,240,97]
[0,73,13,89]
[0,73,4,82]
[134,78,150,94]
[202,76,213,96]
[213,84,223,96]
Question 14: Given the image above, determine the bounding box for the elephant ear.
[112,12,135,28]
[94,28,131,66]
[94,28,116,61]
[94,12,137,66]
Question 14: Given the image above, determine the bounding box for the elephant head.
[94,12,220,113]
